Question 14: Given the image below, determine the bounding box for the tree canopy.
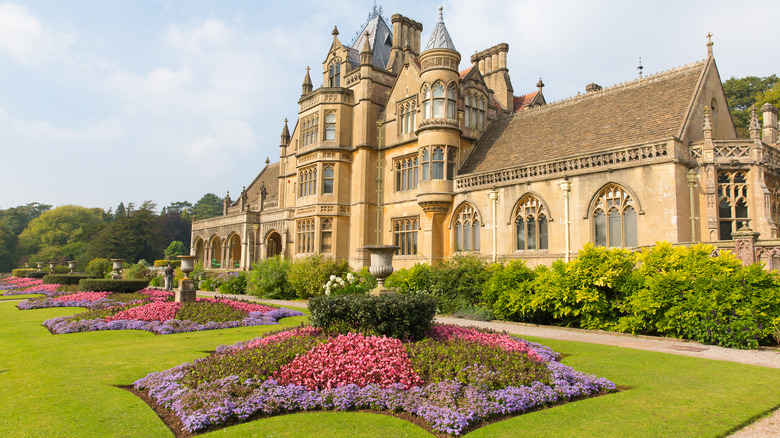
[723,75,779,138]
[18,205,106,264]
[193,193,222,221]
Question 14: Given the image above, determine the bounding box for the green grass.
[0,294,43,301]
[1,301,779,438]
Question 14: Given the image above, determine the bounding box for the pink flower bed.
[25,283,60,293]
[141,289,174,302]
[195,297,275,314]
[429,325,545,362]
[105,301,182,322]
[53,292,109,302]
[274,332,423,390]
[245,326,321,349]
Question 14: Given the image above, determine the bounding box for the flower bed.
[0,277,60,296]
[23,289,303,335]
[134,325,615,435]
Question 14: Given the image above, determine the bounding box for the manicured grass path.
[1,300,779,437]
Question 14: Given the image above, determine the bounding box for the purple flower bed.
[134,325,616,435]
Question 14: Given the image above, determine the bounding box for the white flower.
[346,272,356,283]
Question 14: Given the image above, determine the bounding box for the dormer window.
[328,60,340,87]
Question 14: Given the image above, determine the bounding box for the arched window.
[592,184,637,248]
[400,101,417,134]
[321,219,333,253]
[328,60,340,87]
[296,219,315,253]
[514,194,548,251]
[422,85,431,119]
[299,166,317,197]
[421,148,430,181]
[432,83,445,118]
[718,170,749,240]
[323,165,334,194]
[465,92,486,131]
[393,217,418,255]
[302,114,318,146]
[447,148,457,180]
[432,146,445,180]
[394,155,418,191]
[454,203,481,252]
[447,84,456,119]
[324,112,336,141]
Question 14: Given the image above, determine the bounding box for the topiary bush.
[78,279,149,293]
[247,256,293,299]
[308,293,437,340]
[42,274,94,285]
[287,255,349,299]
[85,258,112,279]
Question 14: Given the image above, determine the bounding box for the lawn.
[1,299,779,437]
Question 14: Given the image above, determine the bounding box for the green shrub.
[53,265,70,274]
[481,260,537,321]
[216,272,247,295]
[429,254,492,314]
[322,268,376,296]
[153,259,181,268]
[85,258,112,279]
[308,293,437,340]
[12,269,36,277]
[175,301,247,324]
[247,256,293,299]
[26,271,47,278]
[386,262,433,294]
[287,255,349,299]
[149,275,164,287]
[78,279,149,293]
[123,262,156,280]
[42,274,94,285]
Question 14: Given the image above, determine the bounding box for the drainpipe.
[560,180,572,262]
[686,168,698,242]
[488,189,499,263]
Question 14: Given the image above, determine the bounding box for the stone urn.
[176,255,197,303]
[48,262,56,273]
[67,261,77,274]
[36,261,44,271]
[362,245,400,295]
[110,259,124,279]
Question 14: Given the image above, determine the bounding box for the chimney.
[762,103,778,144]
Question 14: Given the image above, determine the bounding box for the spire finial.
[438,6,444,23]
[637,57,643,78]
[537,78,544,89]
[332,26,339,36]
[706,32,714,57]
[265,157,270,165]
[750,106,761,139]
[703,106,712,139]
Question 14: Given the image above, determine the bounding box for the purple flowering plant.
[134,325,616,435]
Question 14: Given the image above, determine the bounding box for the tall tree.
[18,205,106,264]
[723,75,779,138]
[0,202,52,269]
[193,193,222,221]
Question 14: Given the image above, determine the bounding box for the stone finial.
[703,106,712,140]
[332,26,339,36]
[706,32,714,58]
[265,157,270,165]
[438,6,444,23]
[537,78,544,90]
[302,66,313,95]
[750,106,761,140]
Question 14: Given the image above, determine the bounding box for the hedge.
[26,272,47,279]
[12,269,36,277]
[308,293,437,340]
[43,274,95,285]
[78,279,150,293]
[154,260,181,268]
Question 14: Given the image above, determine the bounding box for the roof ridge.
[516,59,707,116]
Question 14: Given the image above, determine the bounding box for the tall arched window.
[393,217,418,255]
[322,165,334,194]
[432,146,445,179]
[324,112,336,141]
[321,219,333,253]
[592,184,637,248]
[718,170,749,240]
[299,166,317,197]
[514,194,548,251]
[447,84,456,119]
[400,100,417,134]
[328,60,340,87]
[296,219,315,253]
[454,203,481,252]
[432,83,445,118]
[465,92,486,131]
[422,85,431,119]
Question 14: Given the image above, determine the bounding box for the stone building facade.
[191,8,780,271]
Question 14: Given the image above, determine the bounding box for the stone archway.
[210,236,222,268]
[267,231,282,258]
[228,234,242,269]
[194,238,205,265]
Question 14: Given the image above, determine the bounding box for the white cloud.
[0,2,75,66]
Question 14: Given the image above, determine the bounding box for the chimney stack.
[762,103,778,144]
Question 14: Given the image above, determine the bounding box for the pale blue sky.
[1,0,777,212]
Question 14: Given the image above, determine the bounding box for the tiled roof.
[461,61,705,175]
[459,66,472,79]
[423,8,456,52]
[246,161,280,204]
[513,91,537,112]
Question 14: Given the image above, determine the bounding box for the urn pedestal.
[110,259,124,279]
[67,261,77,274]
[176,255,197,302]
[362,245,400,296]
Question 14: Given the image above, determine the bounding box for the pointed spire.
[706,32,714,58]
[537,78,545,91]
[265,157,270,166]
[703,106,712,140]
[281,118,290,145]
[423,6,457,52]
[361,31,373,66]
[750,106,761,140]
[332,26,339,37]
[301,66,312,95]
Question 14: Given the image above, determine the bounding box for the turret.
[360,31,373,66]
[280,118,290,146]
[301,66,313,96]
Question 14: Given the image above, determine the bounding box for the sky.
[1,0,778,213]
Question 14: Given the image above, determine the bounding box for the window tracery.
[718,170,749,240]
[592,183,637,248]
[514,194,548,251]
[454,203,481,252]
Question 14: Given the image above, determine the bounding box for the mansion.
[191,7,780,271]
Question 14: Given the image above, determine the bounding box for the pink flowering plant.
[134,324,615,435]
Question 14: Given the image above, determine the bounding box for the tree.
[164,241,188,259]
[193,193,222,220]
[0,202,51,270]
[18,205,106,264]
[114,202,127,220]
[723,75,779,138]
[156,211,191,252]
[83,205,159,264]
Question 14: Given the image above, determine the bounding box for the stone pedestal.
[176,279,197,302]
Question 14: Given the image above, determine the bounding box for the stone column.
[731,223,760,266]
